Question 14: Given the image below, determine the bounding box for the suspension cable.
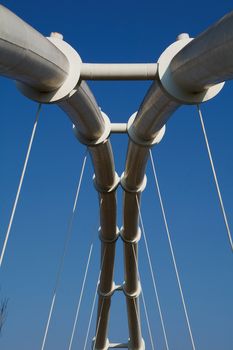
[83,248,107,350]
[132,244,156,350]
[40,150,88,350]
[136,196,170,350]
[0,104,42,268]
[149,150,196,350]
[68,242,94,350]
[197,105,233,251]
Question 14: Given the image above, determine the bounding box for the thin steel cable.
[0,104,42,268]
[149,150,196,350]
[136,196,170,350]
[83,248,107,350]
[68,243,94,350]
[131,244,155,350]
[197,105,233,251]
[40,150,88,350]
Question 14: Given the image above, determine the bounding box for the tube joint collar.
[122,281,141,299]
[17,36,82,103]
[120,172,147,193]
[73,111,112,146]
[120,227,141,244]
[98,282,122,298]
[93,171,120,193]
[98,227,120,244]
[158,37,224,104]
[127,112,166,147]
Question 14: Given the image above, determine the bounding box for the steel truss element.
[0,4,233,349]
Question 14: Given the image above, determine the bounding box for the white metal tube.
[121,191,144,350]
[59,82,107,142]
[126,297,143,350]
[0,5,118,348]
[80,63,158,80]
[170,11,233,92]
[89,141,116,190]
[0,7,117,347]
[122,11,233,350]
[94,296,111,350]
[129,81,179,143]
[0,5,69,92]
[111,123,127,134]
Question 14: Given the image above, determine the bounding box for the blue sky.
[0,1,233,349]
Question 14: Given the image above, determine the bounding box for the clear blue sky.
[0,1,232,349]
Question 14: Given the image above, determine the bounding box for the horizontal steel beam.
[109,343,128,348]
[111,123,127,133]
[80,63,158,80]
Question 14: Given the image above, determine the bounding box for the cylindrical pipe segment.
[123,144,150,191]
[94,296,111,350]
[121,189,144,349]
[60,78,117,350]
[59,81,106,143]
[94,187,118,349]
[80,63,158,80]
[0,6,117,348]
[89,140,117,191]
[122,9,233,350]
[0,5,69,92]
[126,297,143,350]
[170,11,233,92]
[129,81,179,143]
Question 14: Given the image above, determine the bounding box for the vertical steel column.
[89,143,119,350]
[62,89,119,350]
[2,5,233,349]
[121,150,147,350]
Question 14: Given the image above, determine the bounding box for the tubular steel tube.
[80,63,158,81]
[122,192,143,349]
[124,243,139,296]
[129,81,179,143]
[111,123,127,134]
[59,81,106,143]
[0,5,69,92]
[2,5,233,349]
[89,140,116,191]
[123,193,141,243]
[123,144,150,191]
[95,296,111,350]
[122,10,233,350]
[126,297,143,350]
[170,11,233,92]
[99,192,117,242]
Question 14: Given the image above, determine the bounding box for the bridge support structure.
[0,4,232,348]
